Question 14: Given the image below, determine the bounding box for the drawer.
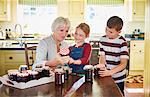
[130,41,144,52]
[4,53,25,63]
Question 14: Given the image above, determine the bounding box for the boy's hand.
[99,68,112,77]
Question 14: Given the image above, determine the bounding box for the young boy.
[68,23,92,73]
[98,16,129,95]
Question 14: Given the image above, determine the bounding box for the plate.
[1,75,54,89]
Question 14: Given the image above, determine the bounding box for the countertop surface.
[0,39,75,50]
[0,39,39,50]
[0,75,123,97]
[0,43,38,50]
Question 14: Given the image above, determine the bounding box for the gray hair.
[51,17,70,32]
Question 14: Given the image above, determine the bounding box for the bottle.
[5,29,10,39]
[137,29,140,34]
[8,29,12,39]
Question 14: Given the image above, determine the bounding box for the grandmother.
[32,17,71,69]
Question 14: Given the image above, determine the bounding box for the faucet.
[14,24,24,47]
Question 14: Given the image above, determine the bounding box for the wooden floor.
[124,82,144,97]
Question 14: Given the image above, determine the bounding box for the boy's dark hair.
[107,16,123,31]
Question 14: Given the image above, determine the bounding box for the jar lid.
[8,69,19,75]
[42,66,50,70]
[96,64,105,68]
[83,65,93,70]
[30,71,38,75]
[34,68,43,72]
[17,72,29,77]
[55,68,64,73]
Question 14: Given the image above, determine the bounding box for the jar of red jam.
[54,68,65,85]
[17,72,29,82]
[83,65,94,83]
[8,69,19,81]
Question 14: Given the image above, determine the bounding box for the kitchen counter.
[0,39,39,50]
[0,75,123,97]
[0,43,38,50]
[0,39,40,43]
[0,39,75,50]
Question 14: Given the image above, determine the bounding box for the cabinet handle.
[4,12,6,14]
[133,12,136,15]
[134,44,136,46]
[139,50,141,52]
[29,57,33,59]
[9,57,13,60]
[81,12,83,15]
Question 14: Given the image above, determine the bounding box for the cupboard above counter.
[0,0,11,21]
[125,0,145,21]
[0,0,18,22]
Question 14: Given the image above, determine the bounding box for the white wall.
[125,21,145,34]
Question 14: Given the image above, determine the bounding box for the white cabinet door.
[57,0,85,31]
[129,40,144,70]
[68,0,85,30]
[69,0,84,18]
[0,0,11,21]
[132,0,145,21]
[126,0,145,21]
[130,51,144,70]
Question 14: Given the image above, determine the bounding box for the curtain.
[87,0,124,5]
[19,0,57,5]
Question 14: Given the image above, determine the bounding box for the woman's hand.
[56,55,70,65]
[45,54,70,67]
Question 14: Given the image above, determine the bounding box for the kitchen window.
[85,0,125,38]
[17,0,57,35]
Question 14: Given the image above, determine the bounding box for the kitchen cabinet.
[126,0,145,21]
[69,0,85,28]
[0,50,25,75]
[129,40,144,74]
[0,50,36,76]
[69,0,84,19]
[57,0,85,31]
[0,0,11,21]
